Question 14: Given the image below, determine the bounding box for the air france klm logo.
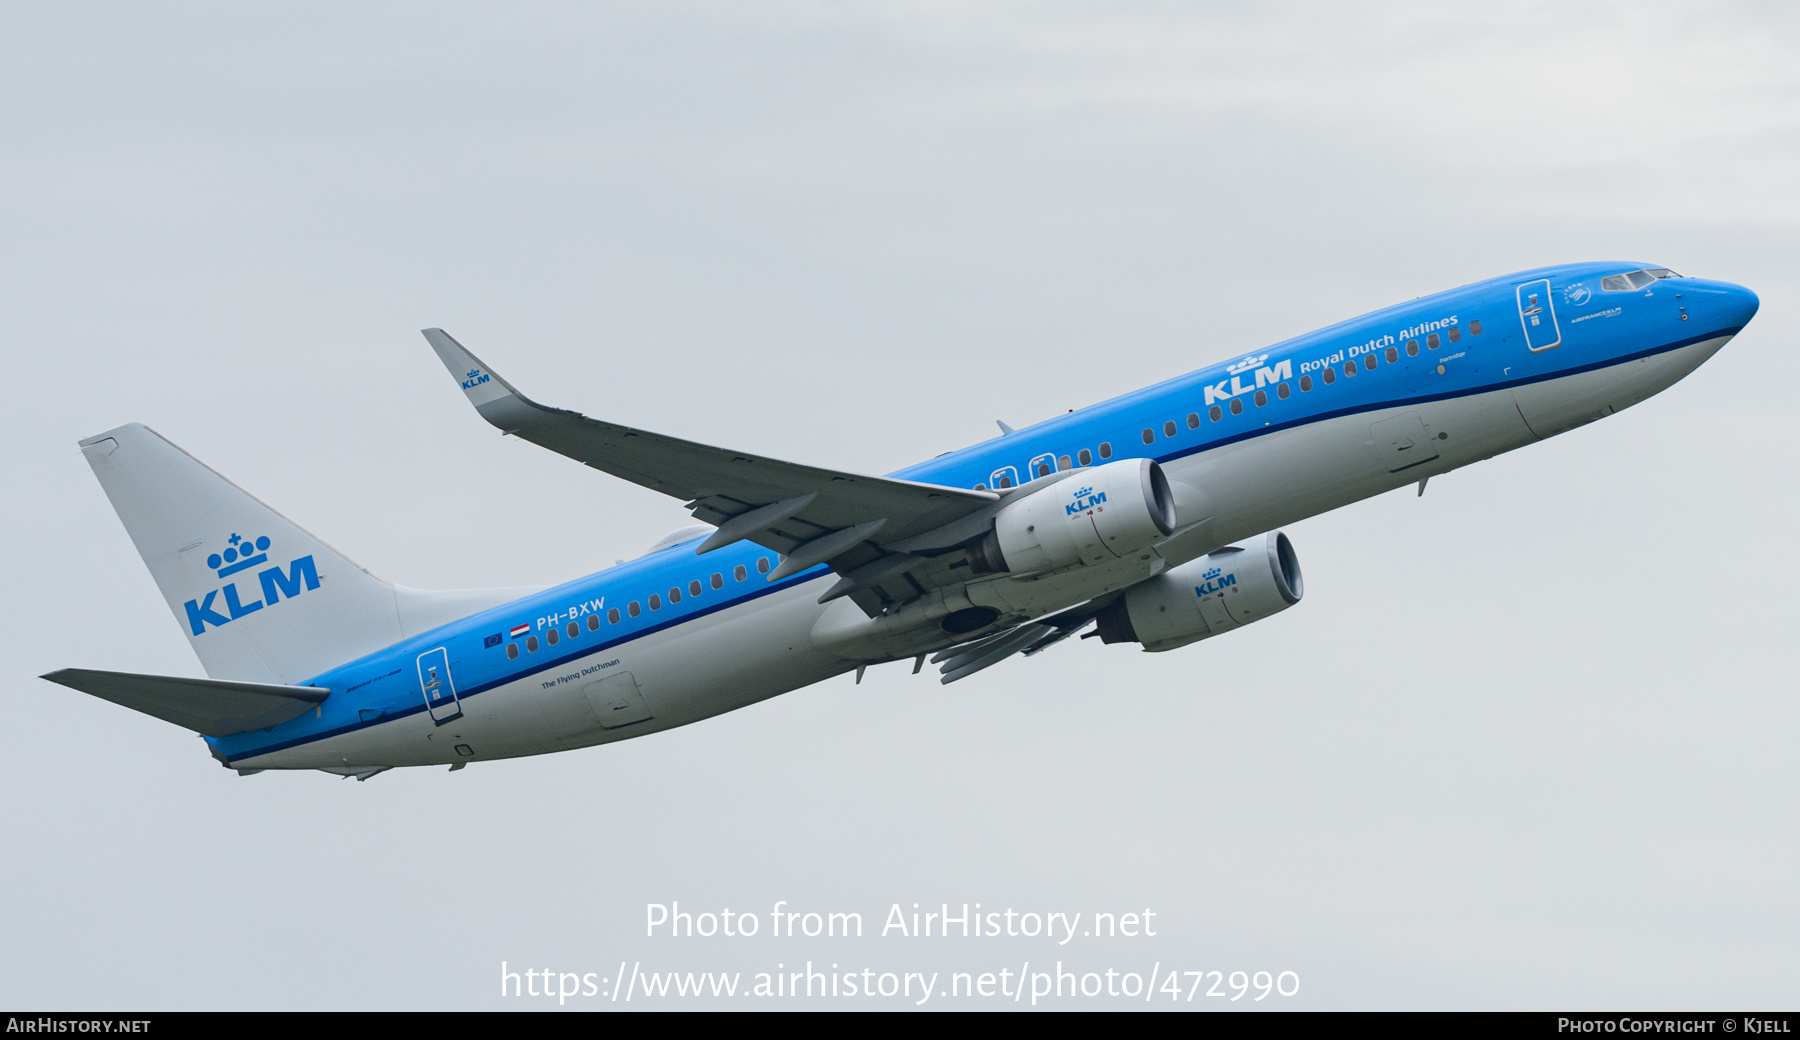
[183,533,320,636]
[1205,356,1292,406]
[1195,566,1236,596]
[1066,485,1106,516]
[462,368,491,390]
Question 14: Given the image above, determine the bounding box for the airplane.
[41,262,1758,780]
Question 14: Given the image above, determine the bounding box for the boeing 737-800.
[43,262,1759,779]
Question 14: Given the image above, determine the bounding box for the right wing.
[424,329,1001,613]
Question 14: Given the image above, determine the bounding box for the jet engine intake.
[1093,531,1303,651]
[967,458,1176,576]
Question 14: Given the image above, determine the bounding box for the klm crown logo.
[183,531,320,637]
[1065,486,1107,516]
[1194,566,1237,597]
[462,368,491,390]
[208,533,270,578]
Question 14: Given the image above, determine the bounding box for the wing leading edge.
[422,329,999,613]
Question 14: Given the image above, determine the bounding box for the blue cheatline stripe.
[1151,327,1738,465]
[228,325,1736,765]
[222,567,829,764]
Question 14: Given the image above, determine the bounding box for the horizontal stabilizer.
[41,668,328,738]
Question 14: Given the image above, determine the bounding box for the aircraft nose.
[1719,281,1761,329]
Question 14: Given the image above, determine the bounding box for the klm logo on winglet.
[183,533,320,636]
[461,368,490,390]
[1065,486,1106,516]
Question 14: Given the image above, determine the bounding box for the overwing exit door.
[1516,278,1562,352]
[417,647,463,725]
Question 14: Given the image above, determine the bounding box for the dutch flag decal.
[510,624,529,638]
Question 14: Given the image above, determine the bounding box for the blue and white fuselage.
[51,262,1760,777]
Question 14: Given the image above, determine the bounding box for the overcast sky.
[3,2,1797,1010]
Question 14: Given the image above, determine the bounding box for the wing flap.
[42,668,329,737]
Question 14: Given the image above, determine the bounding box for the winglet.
[422,328,529,411]
[422,328,569,436]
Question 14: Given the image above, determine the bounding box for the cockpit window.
[1602,268,1681,292]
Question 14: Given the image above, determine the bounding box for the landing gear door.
[1516,278,1562,352]
[417,647,463,726]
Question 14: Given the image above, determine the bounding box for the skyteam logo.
[1194,565,1236,597]
[1563,283,1591,306]
[1065,485,1106,516]
[462,368,491,390]
[183,533,321,637]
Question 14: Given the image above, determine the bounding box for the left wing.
[423,329,999,613]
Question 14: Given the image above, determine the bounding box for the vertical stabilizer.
[77,424,534,684]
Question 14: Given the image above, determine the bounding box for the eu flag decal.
[484,633,502,649]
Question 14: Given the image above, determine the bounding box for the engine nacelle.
[1094,531,1303,651]
[968,459,1176,576]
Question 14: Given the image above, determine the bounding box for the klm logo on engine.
[1066,485,1107,516]
[462,368,491,390]
[1194,566,1236,597]
[182,533,321,636]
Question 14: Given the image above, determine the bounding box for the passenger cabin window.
[587,615,599,631]
[734,565,747,581]
[1470,320,1482,335]
[975,483,987,491]
[628,601,641,617]
[1406,339,1419,356]
[546,628,558,645]
[1322,367,1336,385]
[1163,420,1177,438]
[1277,382,1290,399]
[1427,332,1440,349]
[507,643,519,659]
[1186,413,1199,429]
[757,557,771,574]
[1208,405,1222,422]
[608,608,621,624]
[1098,442,1113,459]
[1447,326,1460,343]
[668,587,681,604]
[1300,374,1313,392]
[1254,390,1267,407]
[527,635,539,652]
[1343,362,1357,377]
[567,621,578,638]
[1141,428,1154,445]
[649,594,662,610]
[1058,455,1072,471]
[1362,355,1376,371]
[1078,448,1092,466]
[711,573,723,590]
[1229,398,1243,415]
[690,580,703,597]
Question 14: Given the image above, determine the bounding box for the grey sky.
[2,2,1796,1009]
